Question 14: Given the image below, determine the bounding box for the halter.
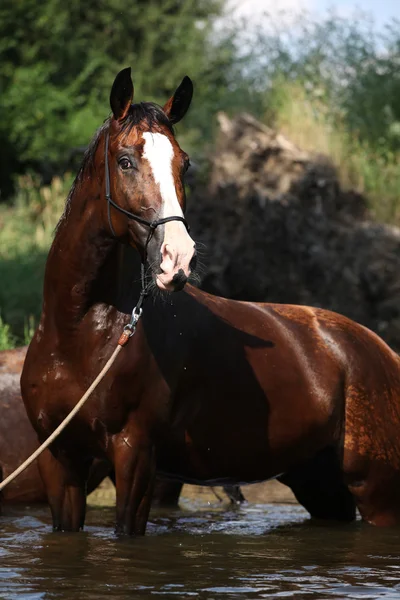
[104,129,190,330]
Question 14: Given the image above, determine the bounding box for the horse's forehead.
[122,125,177,155]
[141,131,175,162]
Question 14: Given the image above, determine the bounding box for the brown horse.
[21,68,400,534]
[0,346,45,504]
[0,347,241,507]
[0,348,242,508]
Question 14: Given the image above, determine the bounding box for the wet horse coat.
[0,347,45,504]
[21,68,400,533]
[0,347,113,505]
[0,349,242,508]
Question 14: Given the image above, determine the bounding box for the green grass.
[0,174,71,345]
[0,315,15,350]
[266,82,400,223]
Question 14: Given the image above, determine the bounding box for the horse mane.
[57,102,174,230]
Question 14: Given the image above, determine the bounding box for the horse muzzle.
[156,240,197,292]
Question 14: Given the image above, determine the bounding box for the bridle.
[104,129,190,331]
[104,130,190,245]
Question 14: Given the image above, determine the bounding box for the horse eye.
[184,159,191,173]
[119,157,133,171]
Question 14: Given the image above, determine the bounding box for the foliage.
[241,11,400,221]
[266,80,400,222]
[0,0,229,195]
[249,12,400,153]
[0,315,15,350]
[0,175,70,341]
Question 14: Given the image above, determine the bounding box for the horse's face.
[107,68,196,292]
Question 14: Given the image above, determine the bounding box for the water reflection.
[0,502,400,599]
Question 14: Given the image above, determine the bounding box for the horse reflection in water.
[21,68,400,534]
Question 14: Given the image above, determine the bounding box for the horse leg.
[38,447,90,531]
[278,446,356,522]
[0,465,3,515]
[223,485,246,504]
[152,479,183,507]
[87,459,113,495]
[344,453,400,526]
[111,469,182,513]
[113,432,156,535]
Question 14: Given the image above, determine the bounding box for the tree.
[0,0,225,197]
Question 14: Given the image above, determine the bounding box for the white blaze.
[142,132,184,221]
[142,132,194,287]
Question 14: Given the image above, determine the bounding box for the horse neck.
[42,176,122,329]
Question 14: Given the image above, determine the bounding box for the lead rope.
[0,302,143,493]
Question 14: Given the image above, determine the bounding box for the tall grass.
[266,81,400,222]
[0,175,71,344]
[0,315,15,351]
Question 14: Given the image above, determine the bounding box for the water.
[1,500,400,599]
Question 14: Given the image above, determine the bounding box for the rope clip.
[123,306,143,336]
[118,306,143,347]
[130,305,143,328]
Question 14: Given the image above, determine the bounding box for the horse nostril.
[171,269,188,291]
[189,250,198,272]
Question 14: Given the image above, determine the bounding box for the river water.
[0,499,400,599]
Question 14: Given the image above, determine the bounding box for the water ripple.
[0,504,399,598]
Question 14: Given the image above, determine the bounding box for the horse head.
[105,67,196,292]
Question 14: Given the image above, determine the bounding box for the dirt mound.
[188,113,400,350]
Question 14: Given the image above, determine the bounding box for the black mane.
[122,102,174,135]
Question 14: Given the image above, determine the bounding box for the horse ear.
[163,76,193,124]
[110,67,134,121]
